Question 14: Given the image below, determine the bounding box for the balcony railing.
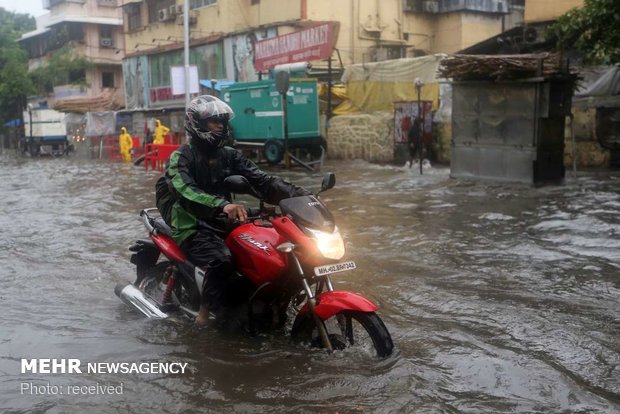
[44,0,86,10]
[404,0,509,14]
[97,0,118,7]
[440,0,508,13]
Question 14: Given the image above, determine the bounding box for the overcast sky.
[0,0,48,17]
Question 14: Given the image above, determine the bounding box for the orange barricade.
[132,137,143,157]
[98,135,120,161]
[144,144,180,171]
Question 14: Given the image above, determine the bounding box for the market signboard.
[254,22,338,71]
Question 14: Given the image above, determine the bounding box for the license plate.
[314,261,356,277]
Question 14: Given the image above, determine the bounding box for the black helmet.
[185,95,235,147]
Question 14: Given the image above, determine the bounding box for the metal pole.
[327,57,332,120]
[27,104,33,156]
[183,0,190,109]
[282,91,290,168]
[28,108,33,140]
[415,78,424,175]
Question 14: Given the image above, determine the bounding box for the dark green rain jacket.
[156,140,310,246]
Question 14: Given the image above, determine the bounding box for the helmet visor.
[195,114,230,133]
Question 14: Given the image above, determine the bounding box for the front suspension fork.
[289,251,334,352]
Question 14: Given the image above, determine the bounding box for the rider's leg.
[182,228,234,326]
[408,143,417,168]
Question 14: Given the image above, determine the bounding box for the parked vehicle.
[21,108,71,156]
[115,173,394,358]
[222,78,325,165]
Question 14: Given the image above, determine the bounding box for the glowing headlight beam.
[308,226,345,260]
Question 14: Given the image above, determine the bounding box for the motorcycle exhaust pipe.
[114,282,168,319]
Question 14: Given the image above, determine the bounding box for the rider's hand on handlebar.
[223,203,248,222]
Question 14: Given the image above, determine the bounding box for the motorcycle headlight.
[308,226,345,260]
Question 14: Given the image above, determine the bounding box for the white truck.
[22,108,70,156]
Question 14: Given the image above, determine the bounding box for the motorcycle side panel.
[300,291,379,320]
[225,223,288,284]
[151,232,186,263]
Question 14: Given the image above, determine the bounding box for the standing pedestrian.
[119,127,133,162]
[153,119,170,145]
[407,116,421,169]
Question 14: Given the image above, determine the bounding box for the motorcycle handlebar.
[140,206,277,236]
[214,206,278,229]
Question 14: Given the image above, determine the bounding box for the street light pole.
[414,78,424,175]
[183,0,190,110]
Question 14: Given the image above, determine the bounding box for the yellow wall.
[434,14,463,54]
[304,0,413,65]
[434,13,502,54]
[461,14,503,49]
[403,15,434,55]
[123,1,513,62]
[124,0,300,50]
[524,0,583,22]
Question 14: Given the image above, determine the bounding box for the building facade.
[118,0,525,111]
[19,0,125,111]
[524,0,583,22]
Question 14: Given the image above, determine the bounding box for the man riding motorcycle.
[155,95,310,326]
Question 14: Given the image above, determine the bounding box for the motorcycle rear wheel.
[292,310,394,358]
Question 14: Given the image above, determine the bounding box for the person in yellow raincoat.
[119,127,134,162]
[153,119,170,145]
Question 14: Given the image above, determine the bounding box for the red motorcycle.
[115,173,394,357]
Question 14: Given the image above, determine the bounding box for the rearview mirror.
[223,175,261,198]
[317,172,335,196]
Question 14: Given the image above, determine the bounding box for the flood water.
[0,152,619,413]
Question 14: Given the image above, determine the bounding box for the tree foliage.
[30,45,94,94]
[550,0,620,64]
[0,8,35,127]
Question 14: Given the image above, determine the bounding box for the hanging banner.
[254,22,338,71]
[170,65,200,96]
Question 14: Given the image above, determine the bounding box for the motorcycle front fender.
[299,290,379,320]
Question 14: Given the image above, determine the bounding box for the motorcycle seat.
[153,217,173,237]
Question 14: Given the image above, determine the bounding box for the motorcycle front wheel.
[291,310,394,358]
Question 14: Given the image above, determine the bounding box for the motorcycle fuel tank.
[225,223,288,284]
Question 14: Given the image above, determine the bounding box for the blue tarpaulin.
[199,80,236,91]
[4,118,23,127]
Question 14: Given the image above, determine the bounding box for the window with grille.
[190,0,216,10]
[127,4,142,32]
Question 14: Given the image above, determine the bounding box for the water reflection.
[0,154,618,413]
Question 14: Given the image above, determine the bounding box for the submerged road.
[1,154,618,413]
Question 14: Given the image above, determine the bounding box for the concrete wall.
[326,112,610,170]
[434,12,503,54]
[124,0,298,49]
[524,0,583,22]
[305,0,411,64]
[123,0,512,65]
[327,112,393,163]
[48,0,122,20]
[565,108,609,168]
